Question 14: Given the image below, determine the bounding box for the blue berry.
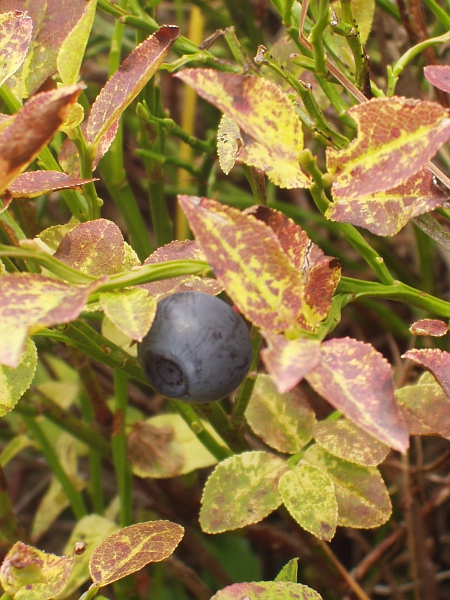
[138,292,252,403]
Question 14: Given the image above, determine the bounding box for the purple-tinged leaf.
[210,581,322,600]
[0,85,82,195]
[9,170,97,198]
[261,332,321,393]
[54,219,125,276]
[179,195,304,332]
[409,318,448,337]
[403,348,450,400]
[305,338,409,452]
[424,65,450,93]
[86,26,180,148]
[327,97,450,200]
[0,10,32,88]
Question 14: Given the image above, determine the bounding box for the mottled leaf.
[327,97,450,200]
[409,318,448,337]
[0,338,37,417]
[57,0,97,85]
[248,206,341,329]
[217,114,242,174]
[139,239,222,299]
[0,273,95,367]
[305,337,409,452]
[424,65,450,93]
[261,333,321,393]
[9,171,97,198]
[396,372,450,437]
[0,10,32,87]
[175,69,310,188]
[403,348,450,401]
[61,515,118,598]
[211,581,323,600]
[99,289,156,342]
[312,419,389,466]
[0,85,82,195]
[179,195,304,332]
[86,26,180,148]
[89,521,184,586]
[326,167,448,236]
[279,463,337,541]
[200,451,289,533]
[304,445,392,529]
[54,219,125,276]
[1,0,87,98]
[246,374,315,453]
[38,218,80,252]
[0,541,75,599]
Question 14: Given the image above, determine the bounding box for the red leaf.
[9,171,97,198]
[409,319,448,337]
[403,348,450,400]
[424,65,450,93]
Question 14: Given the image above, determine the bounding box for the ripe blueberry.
[137,291,252,403]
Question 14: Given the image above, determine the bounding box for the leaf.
[86,25,180,148]
[9,171,97,198]
[304,445,392,529]
[99,289,156,342]
[178,195,304,332]
[403,348,450,401]
[4,0,87,98]
[210,581,323,600]
[330,0,375,45]
[0,338,37,417]
[199,451,289,533]
[57,0,97,85]
[325,167,448,236]
[54,219,125,276]
[409,318,448,337]
[327,97,450,200]
[217,114,242,174]
[312,419,389,466]
[275,559,299,583]
[305,337,409,453]
[261,333,321,393]
[424,65,450,93]
[139,239,222,299]
[0,10,32,88]
[61,515,118,598]
[175,69,310,188]
[89,520,184,586]
[0,541,75,600]
[247,206,341,329]
[0,273,95,367]
[279,463,337,541]
[0,85,82,195]
[246,374,315,453]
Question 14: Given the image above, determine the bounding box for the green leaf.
[304,445,392,529]
[0,10,32,88]
[0,541,75,600]
[100,288,156,342]
[246,374,315,453]
[54,219,125,276]
[0,85,82,195]
[178,195,304,332]
[89,520,184,586]
[175,69,310,188]
[279,463,337,541]
[57,0,97,85]
[331,0,375,45]
[210,581,323,600]
[305,337,409,453]
[200,451,289,533]
[327,97,450,200]
[86,25,180,149]
[61,515,118,598]
[0,338,37,417]
[275,558,299,583]
[396,371,450,437]
[325,167,448,236]
[312,419,389,466]
[217,114,242,175]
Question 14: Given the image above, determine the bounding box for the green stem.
[339,0,367,91]
[112,369,133,527]
[423,0,450,30]
[231,328,262,429]
[308,0,330,77]
[20,415,87,520]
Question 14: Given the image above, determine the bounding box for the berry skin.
[137,291,252,403]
